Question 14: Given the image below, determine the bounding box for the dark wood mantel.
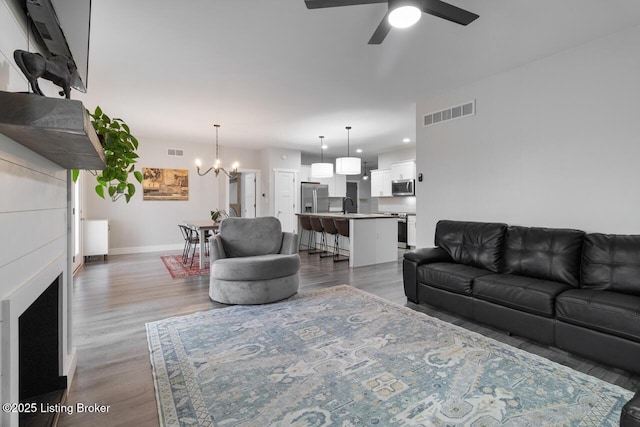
[0,91,106,170]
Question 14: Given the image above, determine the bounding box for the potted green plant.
[211,209,222,222]
[73,106,143,203]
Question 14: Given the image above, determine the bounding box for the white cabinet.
[318,174,346,198]
[391,160,416,181]
[303,164,347,197]
[370,169,392,197]
[332,173,346,198]
[299,165,311,183]
[83,219,109,260]
[407,215,417,247]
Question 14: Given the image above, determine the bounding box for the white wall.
[260,147,302,218]
[415,24,640,247]
[83,138,262,253]
[377,147,415,169]
[0,2,75,423]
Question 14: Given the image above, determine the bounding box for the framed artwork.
[142,168,189,201]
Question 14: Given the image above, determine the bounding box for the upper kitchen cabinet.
[300,165,311,183]
[319,173,346,198]
[391,160,416,181]
[302,164,346,197]
[332,173,346,198]
[371,169,392,197]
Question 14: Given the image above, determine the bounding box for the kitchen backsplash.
[377,196,416,214]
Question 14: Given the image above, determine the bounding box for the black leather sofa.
[403,220,640,426]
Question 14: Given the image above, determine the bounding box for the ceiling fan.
[304,0,479,44]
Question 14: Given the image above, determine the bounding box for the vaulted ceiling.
[75,0,640,161]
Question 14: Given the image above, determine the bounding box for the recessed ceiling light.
[356,149,363,153]
[403,138,411,143]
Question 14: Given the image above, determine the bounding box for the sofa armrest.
[280,232,298,254]
[209,235,227,262]
[621,391,640,427]
[403,247,452,303]
[404,247,452,265]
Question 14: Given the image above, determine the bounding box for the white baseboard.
[109,244,183,255]
[65,346,77,391]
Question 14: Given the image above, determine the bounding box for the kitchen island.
[296,213,398,268]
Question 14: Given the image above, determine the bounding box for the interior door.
[242,172,256,218]
[274,170,296,233]
[71,171,83,273]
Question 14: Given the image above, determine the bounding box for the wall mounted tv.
[17,0,91,92]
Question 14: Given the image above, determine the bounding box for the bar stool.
[321,217,341,260]
[298,215,315,251]
[309,216,328,256]
[334,218,350,262]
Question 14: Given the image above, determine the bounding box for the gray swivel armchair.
[208,216,300,304]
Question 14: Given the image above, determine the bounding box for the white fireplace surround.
[0,135,78,426]
[1,254,77,426]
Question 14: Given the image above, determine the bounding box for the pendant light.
[361,161,369,180]
[336,126,361,175]
[310,135,333,178]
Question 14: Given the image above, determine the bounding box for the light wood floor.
[59,250,640,426]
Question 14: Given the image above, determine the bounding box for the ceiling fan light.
[388,5,421,29]
[311,162,334,178]
[336,157,361,175]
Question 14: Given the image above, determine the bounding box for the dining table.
[184,220,219,269]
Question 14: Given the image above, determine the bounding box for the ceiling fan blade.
[305,0,385,9]
[368,11,392,44]
[420,0,479,25]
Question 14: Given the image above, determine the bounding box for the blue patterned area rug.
[146,285,632,426]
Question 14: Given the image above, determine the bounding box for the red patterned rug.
[161,255,210,279]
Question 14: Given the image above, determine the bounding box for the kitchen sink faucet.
[342,197,354,214]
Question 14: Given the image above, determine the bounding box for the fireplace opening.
[19,273,67,426]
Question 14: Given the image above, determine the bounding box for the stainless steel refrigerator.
[301,182,329,213]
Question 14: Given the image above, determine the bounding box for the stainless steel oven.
[392,179,415,196]
[397,217,408,249]
[385,212,409,248]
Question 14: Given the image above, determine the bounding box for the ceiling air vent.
[424,100,475,127]
[167,149,184,156]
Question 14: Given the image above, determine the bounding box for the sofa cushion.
[417,262,493,295]
[212,254,300,281]
[556,289,640,343]
[473,274,572,317]
[219,216,282,258]
[434,220,507,273]
[581,233,640,296]
[503,226,584,287]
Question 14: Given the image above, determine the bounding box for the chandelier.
[195,124,239,178]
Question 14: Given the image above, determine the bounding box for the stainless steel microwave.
[392,179,415,196]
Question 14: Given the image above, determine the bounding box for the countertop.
[296,213,397,220]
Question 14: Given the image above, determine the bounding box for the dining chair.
[179,225,207,267]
